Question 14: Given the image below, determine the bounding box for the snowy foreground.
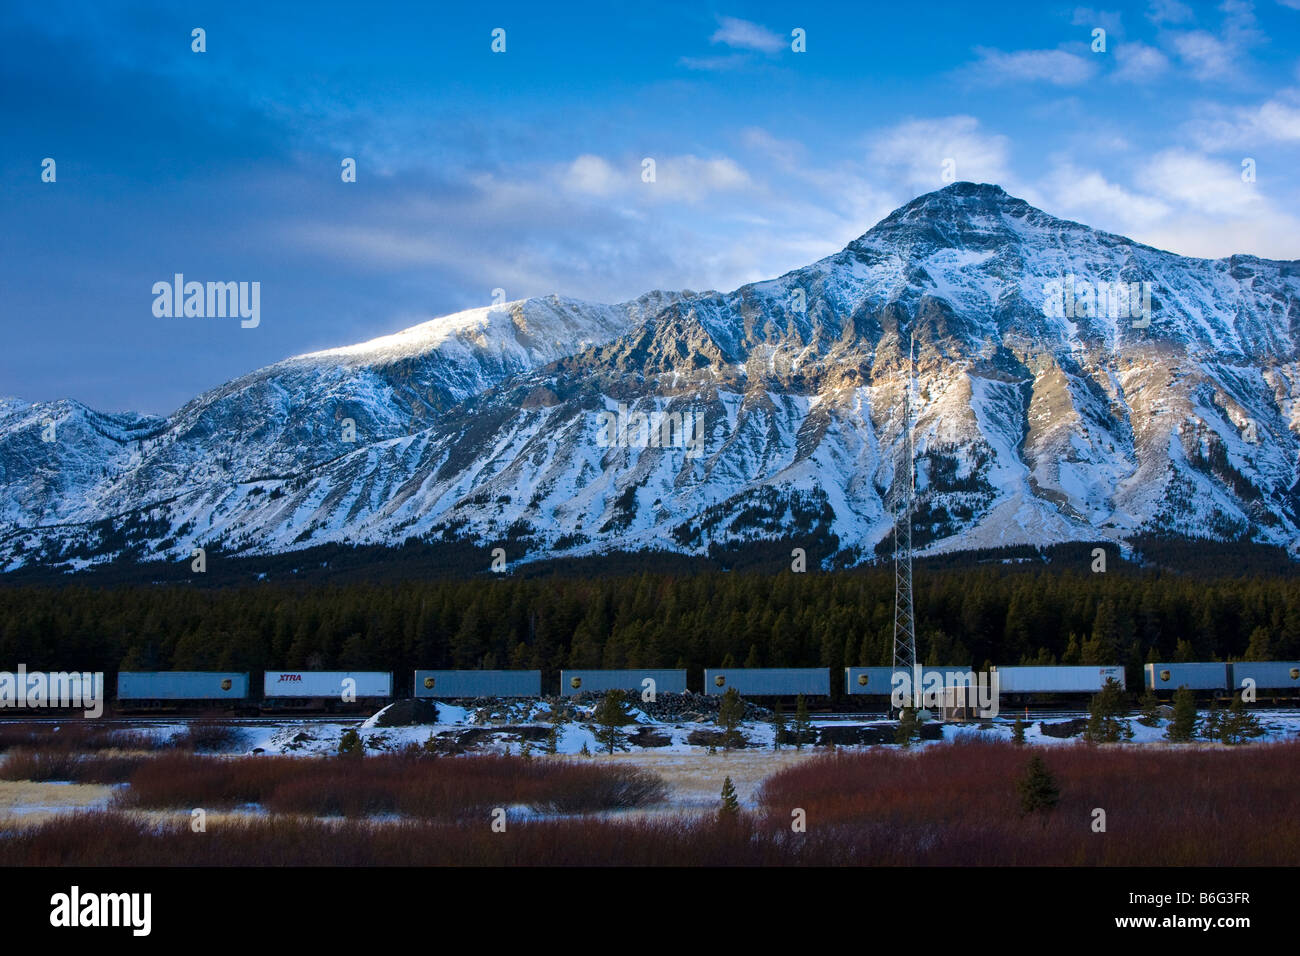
[2,703,1298,825]
[233,699,1300,757]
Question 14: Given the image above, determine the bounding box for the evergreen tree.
[792,694,812,750]
[1084,677,1129,743]
[1017,754,1060,821]
[580,741,591,757]
[546,707,562,755]
[1244,626,1272,661]
[718,776,740,823]
[1166,685,1198,742]
[895,707,919,748]
[1083,600,1119,664]
[1219,692,1265,745]
[592,689,627,754]
[771,700,787,751]
[1137,689,1162,727]
[1011,717,1026,746]
[338,728,364,758]
[717,686,745,750]
[1200,700,1224,742]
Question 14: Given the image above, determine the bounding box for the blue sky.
[3,0,1298,413]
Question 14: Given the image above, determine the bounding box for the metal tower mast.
[892,334,918,711]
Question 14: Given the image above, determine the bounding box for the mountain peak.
[880,181,1030,223]
[847,182,1081,256]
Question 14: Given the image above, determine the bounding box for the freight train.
[94,661,1300,714]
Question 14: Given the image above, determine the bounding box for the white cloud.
[283,119,1295,327]
[709,16,785,54]
[652,155,752,201]
[1172,29,1237,78]
[1072,8,1126,37]
[1147,0,1194,24]
[740,127,806,169]
[1038,164,1171,233]
[1137,148,1257,215]
[1185,88,1300,147]
[1220,0,1264,46]
[1112,42,1170,81]
[1167,1,1264,80]
[967,47,1100,86]
[1033,152,1298,259]
[558,153,754,203]
[678,53,750,72]
[565,155,620,197]
[1255,90,1300,139]
[867,116,1012,192]
[1138,207,1300,260]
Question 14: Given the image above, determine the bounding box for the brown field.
[0,722,165,754]
[0,781,117,828]
[0,740,1295,865]
[115,751,666,819]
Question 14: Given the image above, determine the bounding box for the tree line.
[2,564,1298,698]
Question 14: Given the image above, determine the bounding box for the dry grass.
[754,738,1300,865]
[0,781,116,829]
[114,752,667,819]
[0,811,776,866]
[1,740,1294,865]
[601,749,821,815]
[0,722,163,754]
[168,720,247,753]
[0,749,152,784]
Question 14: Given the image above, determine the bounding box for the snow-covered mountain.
[5,182,1300,573]
[0,291,682,537]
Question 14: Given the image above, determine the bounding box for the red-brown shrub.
[0,748,151,783]
[754,739,1300,865]
[0,722,164,753]
[114,752,666,820]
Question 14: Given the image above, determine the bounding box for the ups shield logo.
[1159,669,1171,682]
[424,677,435,689]
[570,677,582,689]
[857,674,869,686]
[220,678,232,692]
[714,675,726,687]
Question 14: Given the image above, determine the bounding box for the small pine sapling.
[717,686,745,751]
[338,728,364,758]
[1165,685,1198,742]
[1011,717,1026,746]
[895,707,919,748]
[1017,754,1060,824]
[771,700,787,751]
[792,694,812,750]
[718,775,740,823]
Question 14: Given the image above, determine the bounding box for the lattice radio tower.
[891,333,918,712]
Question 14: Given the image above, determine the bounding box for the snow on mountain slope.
[3,183,1299,572]
[0,291,684,535]
[0,398,166,532]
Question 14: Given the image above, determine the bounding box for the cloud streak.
[710,16,785,54]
